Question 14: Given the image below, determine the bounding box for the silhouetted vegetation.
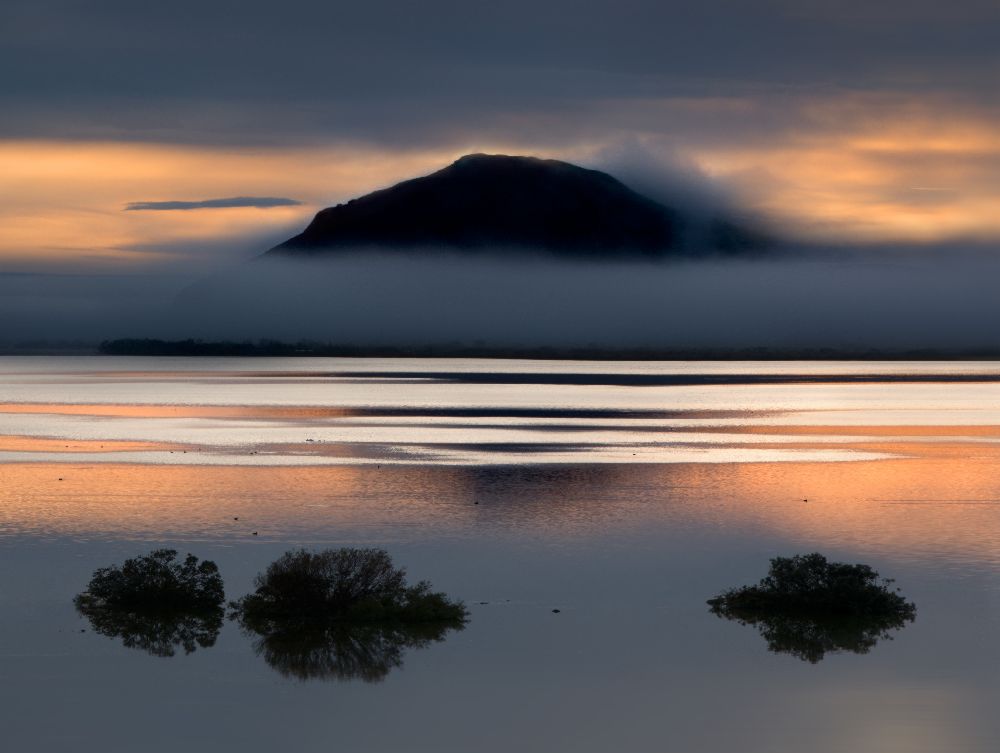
[75,549,224,611]
[229,548,468,626]
[230,548,467,681]
[708,553,916,663]
[97,337,1000,360]
[74,549,225,657]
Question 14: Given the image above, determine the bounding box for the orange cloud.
[4,94,1000,270]
[696,95,1000,242]
[0,141,473,265]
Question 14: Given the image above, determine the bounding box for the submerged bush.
[74,549,225,656]
[229,548,468,627]
[75,548,224,612]
[708,553,916,663]
[708,553,916,620]
[230,548,467,681]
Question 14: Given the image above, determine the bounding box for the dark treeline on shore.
[96,338,1000,361]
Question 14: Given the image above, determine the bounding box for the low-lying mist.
[5,248,1000,352]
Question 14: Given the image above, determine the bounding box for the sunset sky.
[3,0,1000,271]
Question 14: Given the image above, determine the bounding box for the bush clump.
[75,549,225,612]
[229,548,468,628]
[708,553,916,662]
[74,549,225,657]
[229,548,467,681]
[708,553,916,620]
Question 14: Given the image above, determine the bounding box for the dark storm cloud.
[2,0,998,147]
[125,197,302,211]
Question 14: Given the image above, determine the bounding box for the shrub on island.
[707,553,916,662]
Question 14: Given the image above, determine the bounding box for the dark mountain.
[268,154,766,259]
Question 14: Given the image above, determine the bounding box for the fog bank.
[4,250,1000,352]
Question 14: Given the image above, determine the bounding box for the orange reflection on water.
[0,435,186,453]
[729,425,1000,438]
[3,447,1000,570]
[0,463,368,541]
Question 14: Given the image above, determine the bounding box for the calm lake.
[3,357,1000,752]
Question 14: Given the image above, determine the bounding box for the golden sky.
[0,93,1000,268]
[0,142,459,267]
[701,95,1000,243]
[4,92,1000,270]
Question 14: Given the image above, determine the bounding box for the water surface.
[3,357,1000,752]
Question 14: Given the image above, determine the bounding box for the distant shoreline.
[48,338,1000,360]
[4,338,1000,360]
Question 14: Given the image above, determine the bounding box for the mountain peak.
[269,154,764,258]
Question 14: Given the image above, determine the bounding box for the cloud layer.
[125,197,302,211]
[2,0,998,149]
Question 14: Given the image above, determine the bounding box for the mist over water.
[4,144,996,352]
[4,249,1000,351]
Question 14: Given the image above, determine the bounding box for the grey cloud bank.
[2,0,998,147]
[125,197,302,211]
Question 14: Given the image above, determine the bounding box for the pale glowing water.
[3,357,1000,752]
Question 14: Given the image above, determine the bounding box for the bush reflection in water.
[239,619,464,682]
[76,602,224,657]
